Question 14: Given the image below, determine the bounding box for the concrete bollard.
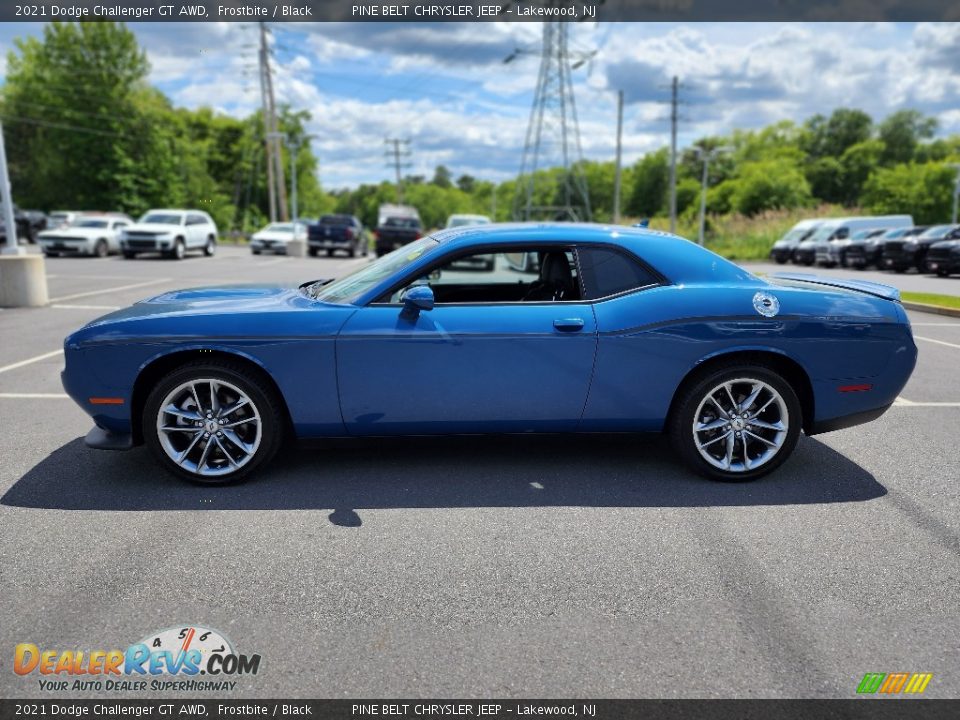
[286,239,306,258]
[0,253,49,307]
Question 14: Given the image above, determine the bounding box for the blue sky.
[1,21,959,188]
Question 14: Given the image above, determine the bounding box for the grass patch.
[626,204,854,261]
[901,292,960,309]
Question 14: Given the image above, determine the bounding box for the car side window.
[187,214,205,226]
[387,247,581,304]
[576,247,659,300]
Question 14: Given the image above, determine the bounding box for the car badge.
[753,291,780,318]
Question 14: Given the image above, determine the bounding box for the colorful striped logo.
[857,673,933,695]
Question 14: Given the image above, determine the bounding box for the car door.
[109,220,128,252]
[185,214,204,248]
[335,246,598,435]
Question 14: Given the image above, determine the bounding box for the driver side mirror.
[400,284,434,321]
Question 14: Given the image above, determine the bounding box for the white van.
[769,219,823,264]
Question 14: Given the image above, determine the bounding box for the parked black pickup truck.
[374,216,423,257]
[308,214,366,257]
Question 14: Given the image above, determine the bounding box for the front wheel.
[143,362,285,484]
[94,239,108,258]
[669,365,802,482]
[169,238,185,260]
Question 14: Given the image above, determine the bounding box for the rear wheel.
[204,236,216,257]
[670,364,801,482]
[143,362,285,484]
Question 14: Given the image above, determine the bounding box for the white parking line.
[0,349,63,374]
[910,322,960,327]
[914,335,960,351]
[0,393,69,399]
[894,397,960,407]
[49,278,171,303]
[257,258,287,267]
[52,304,121,311]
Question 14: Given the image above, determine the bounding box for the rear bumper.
[925,254,960,273]
[882,248,915,269]
[808,404,891,435]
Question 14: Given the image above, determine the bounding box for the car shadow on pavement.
[2,433,885,517]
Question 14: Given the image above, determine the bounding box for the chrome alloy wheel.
[692,377,788,473]
[156,378,262,478]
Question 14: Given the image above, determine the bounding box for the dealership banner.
[1,700,959,720]
[3,0,960,23]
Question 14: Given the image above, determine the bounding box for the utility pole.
[951,163,960,225]
[613,89,624,224]
[259,22,287,221]
[257,24,276,222]
[668,76,679,233]
[385,138,411,204]
[695,146,731,246]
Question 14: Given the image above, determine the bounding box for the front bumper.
[882,247,916,270]
[39,240,95,255]
[251,240,288,254]
[926,251,960,274]
[85,425,133,450]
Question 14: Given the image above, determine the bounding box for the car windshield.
[306,237,438,304]
[320,215,352,225]
[850,229,875,240]
[72,218,109,228]
[266,223,294,232]
[918,225,954,239]
[449,217,489,227]
[779,226,813,244]
[384,217,419,228]
[140,213,183,225]
[807,225,840,243]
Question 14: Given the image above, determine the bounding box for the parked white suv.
[120,209,218,260]
[38,213,134,258]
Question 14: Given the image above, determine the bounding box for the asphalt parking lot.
[1,245,958,699]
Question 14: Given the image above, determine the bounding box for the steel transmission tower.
[509,21,593,222]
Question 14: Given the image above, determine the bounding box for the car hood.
[931,240,960,250]
[123,222,182,234]
[38,228,100,239]
[78,284,299,329]
[252,231,295,242]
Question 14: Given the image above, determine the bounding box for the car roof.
[428,222,760,285]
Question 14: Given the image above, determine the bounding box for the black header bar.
[3,0,959,23]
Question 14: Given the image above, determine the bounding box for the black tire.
[936,269,949,278]
[252,249,261,256]
[204,237,216,257]
[94,239,108,258]
[348,246,356,258]
[44,251,59,258]
[123,250,136,259]
[143,361,285,485]
[326,248,334,257]
[774,257,787,265]
[669,363,802,482]
[839,250,848,268]
[308,247,318,257]
[168,238,186,260]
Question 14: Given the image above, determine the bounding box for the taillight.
[374,230,380,239]
[345,228,354,239]
[414,231,422,239]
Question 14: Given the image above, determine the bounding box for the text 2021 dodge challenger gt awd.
[61,223,917,484]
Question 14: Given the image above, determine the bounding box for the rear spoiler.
[770,272,901,301]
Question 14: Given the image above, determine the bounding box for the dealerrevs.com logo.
[14,626,262,692]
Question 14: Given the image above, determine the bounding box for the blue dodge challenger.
[61,223,917,484]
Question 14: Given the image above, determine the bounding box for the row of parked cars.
[769,215,960,276]
[38,209,219,259]
[248,207,493,258]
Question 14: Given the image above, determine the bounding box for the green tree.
[878,110,938,165]
[626,149,669,218]
[862,163,956,224]
[730,160,813,215]
[801,108,872,159]
[431,165,452,188]
[3,21,152,211]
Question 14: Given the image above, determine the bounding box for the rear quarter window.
[578,247,659,300]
